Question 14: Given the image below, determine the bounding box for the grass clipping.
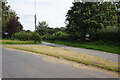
[4,45,119,72]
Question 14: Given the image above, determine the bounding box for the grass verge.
[1,40,41,44]
[4,45,120,72]
[43,40,120,54]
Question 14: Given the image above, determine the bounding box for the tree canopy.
[2,2,23,38]
[36,21,49,35]
[66,2,118,40]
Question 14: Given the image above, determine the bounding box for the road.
[42,42,119,62]
[2,47,118,78]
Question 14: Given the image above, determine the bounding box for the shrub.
[90,30,119,43]
[42,31,70,41]
[13,31,41,43]
[31,32,41,43]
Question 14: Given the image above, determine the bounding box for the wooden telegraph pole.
[34,0,37,31]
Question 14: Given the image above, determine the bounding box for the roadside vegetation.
[13,31,41,43]
[43,40,120,54]
[1,31,41,44]
[1,2,41,44]
[4,45,119,72]
[0,40,2,44]
[1,40,41,44]
[2,2,23,39]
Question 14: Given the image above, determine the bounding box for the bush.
[42,31,70,41]
[13,31,41,43]
[90,30,119,43]
[32,32,41,43]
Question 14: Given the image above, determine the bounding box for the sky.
[7,0,73,31]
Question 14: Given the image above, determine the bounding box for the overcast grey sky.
[7,0,73,31]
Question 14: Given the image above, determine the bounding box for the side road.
[42,42,119,62]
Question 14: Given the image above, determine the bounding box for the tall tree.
[66,2,118,40]
[7,16,23,37]
[36,21,48,35]
[115,2,120,30]
[2,2,23,38]
[115,1,120,41]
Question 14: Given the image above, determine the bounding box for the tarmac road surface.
[2,47,118,78]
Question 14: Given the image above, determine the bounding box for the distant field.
[1,40,41,44]
[43,40,120,54]
[4,45,119,72]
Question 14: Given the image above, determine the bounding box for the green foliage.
[66,2,118,40]
[44,40,120,54]
[53,31,65,36]
[36,21,67,36]
[2,2,23,38]
[13,31,41,43]
[116,2,120,33]
[1,40,41,44]
[43,31,70,41]
[6,16,23,37]
[36,21,48,35]
[32,32,41,43]
[90,26,120,43]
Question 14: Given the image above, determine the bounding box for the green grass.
[43,40,120,54]
[1,40,41,44]
[4,45,120,72]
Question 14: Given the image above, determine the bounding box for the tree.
[36,21,49,35]
[66,2,118,40]
[7,16,23,38]
[115,1,120,41]
[47,27,56,35]
[0,2,2,38]
[115,2,120,30]
[2,2,23,38]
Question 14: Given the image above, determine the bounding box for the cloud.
[8,0,73,31]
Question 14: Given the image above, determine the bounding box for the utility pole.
[34,0,37,31]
